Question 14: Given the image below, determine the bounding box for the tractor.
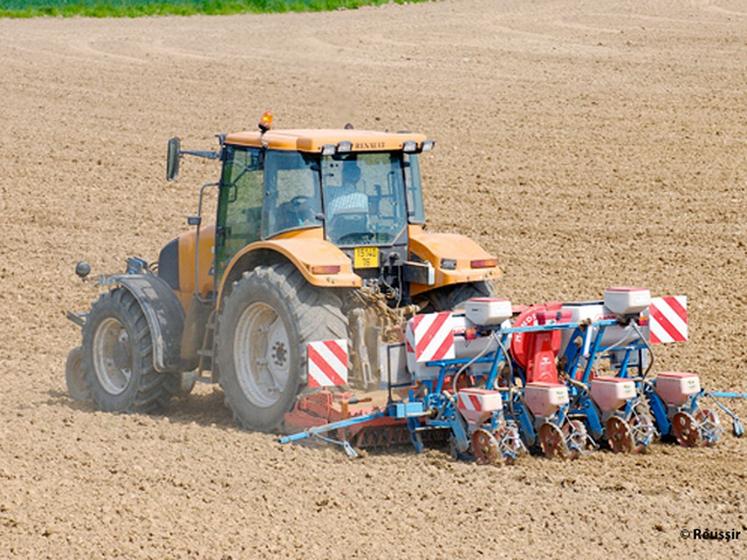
[66,113,501,431]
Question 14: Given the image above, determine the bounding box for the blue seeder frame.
[279,317,746,453]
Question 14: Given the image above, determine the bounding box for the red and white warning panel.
[405,311,456,379]
[648,295,688,344]
[307,339,348,388]
[406,312,456,362]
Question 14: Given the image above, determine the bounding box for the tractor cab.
[167,114,445,307]
[213,123,434,296]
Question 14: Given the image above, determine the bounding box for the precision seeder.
[279,287,746,464]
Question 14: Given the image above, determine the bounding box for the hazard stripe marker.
[307,339,348,388]
[406,311,456,363]
[649,295,688,345]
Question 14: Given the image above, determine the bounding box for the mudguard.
[109,274,184,373]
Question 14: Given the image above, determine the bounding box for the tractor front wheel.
[216,263,348,432]
[421,281,495,313]
[65,346,90,401]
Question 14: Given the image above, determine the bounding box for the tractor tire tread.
[422,281,495,313]
[216,263,348,432]
[83,288,170,414]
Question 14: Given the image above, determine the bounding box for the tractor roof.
[224,129,428,153]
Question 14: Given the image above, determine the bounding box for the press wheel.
[496,423,524,465]
[695,408,721,447]
[567,419,588,459]
[630,411,655,453]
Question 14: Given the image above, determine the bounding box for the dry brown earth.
[1,0,746,558]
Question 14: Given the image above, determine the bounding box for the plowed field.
[1,1,745,558]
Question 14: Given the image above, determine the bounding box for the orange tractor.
[66,114,500,431]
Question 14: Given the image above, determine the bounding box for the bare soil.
[1,1,746,558]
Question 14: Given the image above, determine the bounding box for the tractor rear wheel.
[216,263,348,432]
[421,281,495,312]
[82,288,170,413]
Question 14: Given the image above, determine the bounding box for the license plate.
[354,247,379,269]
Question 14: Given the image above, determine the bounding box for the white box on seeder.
[604,287,651,316]
[464,298,513,326]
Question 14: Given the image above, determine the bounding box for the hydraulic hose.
[494,334,514,390]
[450,331,502,394]
[630,321,655,380]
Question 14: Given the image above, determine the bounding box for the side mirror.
[166,137,181,181]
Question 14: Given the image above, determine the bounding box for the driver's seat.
[326,191,368,217]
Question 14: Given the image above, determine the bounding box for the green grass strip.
[0,0,429,18]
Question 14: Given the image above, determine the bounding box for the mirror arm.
[166,136,220,182]
[180,149,220,161]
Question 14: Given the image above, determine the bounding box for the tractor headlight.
[336,141,352,153]
[322,144,336,156]
[421,140,435,152]
[403,141,418,153]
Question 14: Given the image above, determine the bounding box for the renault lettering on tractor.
[65,113,501,431]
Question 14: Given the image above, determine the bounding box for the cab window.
[404,154,425,224]
[263,150,323,238]
[215,146,263,279]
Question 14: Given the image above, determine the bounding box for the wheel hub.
[271,341,288,368]
[92,317,132,396]
[234,302,292,408]
[113,332,131,370]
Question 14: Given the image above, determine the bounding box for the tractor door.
[215,145,264,283]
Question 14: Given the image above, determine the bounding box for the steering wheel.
[289,195,311,207]
[284,195,315,224]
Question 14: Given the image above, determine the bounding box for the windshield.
[321,152,408,246]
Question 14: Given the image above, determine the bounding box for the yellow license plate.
[354,247,379,269]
